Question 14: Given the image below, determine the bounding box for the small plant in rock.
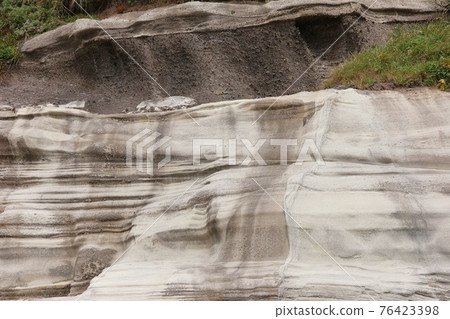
[425,59,450,90]
[0,43,20,65]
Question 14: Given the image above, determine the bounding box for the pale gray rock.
[59,100,86,109]
[0,105,14,113]
[136,96,197,113]
[0,88,449,300]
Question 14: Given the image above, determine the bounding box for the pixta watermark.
[126,129,325,175]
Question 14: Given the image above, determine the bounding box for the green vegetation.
[0,0,58,71]
[325,19,450,91]
[0,0,103,74]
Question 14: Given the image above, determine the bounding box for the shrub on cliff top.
[0,0,61,73]
[0,0,108,74]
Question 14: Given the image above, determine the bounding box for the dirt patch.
[0,14,393,114]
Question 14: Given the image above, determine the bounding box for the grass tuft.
[324,19,450,91]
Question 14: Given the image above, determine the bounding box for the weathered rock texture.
[1,88,449,300]
[0,0,446,113]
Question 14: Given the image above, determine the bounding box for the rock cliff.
[1,88,449,300]
[0,0,445,113]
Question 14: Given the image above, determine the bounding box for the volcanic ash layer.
[1,88,449,300]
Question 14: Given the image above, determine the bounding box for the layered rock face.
[0,0,445,113]
[1,88,449,300]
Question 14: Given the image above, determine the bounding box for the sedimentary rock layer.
[1,88,449,300]
[1,0,445,113]
[21,0,444,56]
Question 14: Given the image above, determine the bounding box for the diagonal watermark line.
[251,0,380,125]
[71,0,200,126]
[76,177,200,299]
[251,177,376,301]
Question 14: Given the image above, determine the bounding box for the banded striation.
[0,88,449,300]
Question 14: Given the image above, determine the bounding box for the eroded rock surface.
[1,88,449,300]
[136,96,197,112]
[0,0,445,113]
